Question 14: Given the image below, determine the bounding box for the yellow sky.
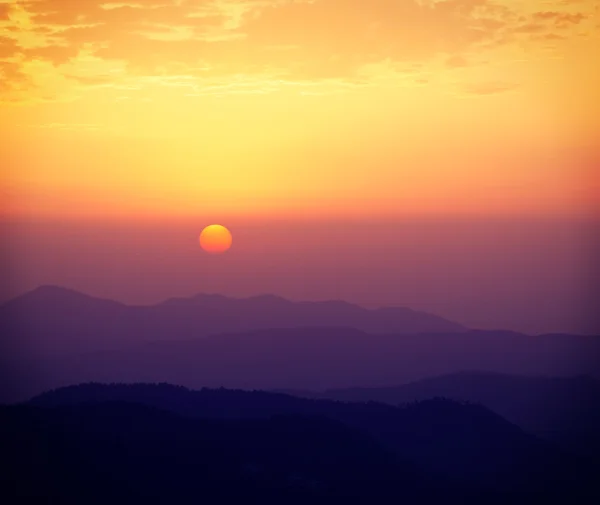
[1,0,599,221]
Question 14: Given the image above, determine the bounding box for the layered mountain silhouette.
[16,382,597,503]
[277,371,600,459]
[3,284,599,503]
[4,323,599,403]
[0,285,465,359]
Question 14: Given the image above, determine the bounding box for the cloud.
[30,122,104,131]
[63,73,115,86]
[22,44,81,65]
[531,11,587,26]
[0,36,18,58]
[0,59,32,97]
[461,81,518,95]
[5,1,514,76]
[446,55,469,68]
[506,9,589,38]
[234,0,510,77]
[540,33,566,41]
[0,3,11,21]
[1,0,598,102]
[512,23,549,34]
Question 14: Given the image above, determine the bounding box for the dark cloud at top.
[532,11,587,25]
[0,36,18,58]
[462,81,517,95]
[0,3,12,21]
[0,0,596,93]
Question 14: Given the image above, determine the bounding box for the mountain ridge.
[277,371,600,458]
[22,381,599,499]
[0,284,467,359]
[3,325,599,404]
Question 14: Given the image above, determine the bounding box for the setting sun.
[199,225,232,254]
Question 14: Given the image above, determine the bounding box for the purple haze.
[1,215,598,334]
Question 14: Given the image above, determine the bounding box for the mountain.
[0,402,436,505]
[23,383,598,500]
[0,285,465,359]
[4,325,598,403]
[278,372,600,458]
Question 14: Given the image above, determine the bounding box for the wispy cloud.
[461,81,519,95]
[0,0,597,103]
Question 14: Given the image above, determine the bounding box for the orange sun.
[199,224,232,254]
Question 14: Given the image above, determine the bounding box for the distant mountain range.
[0,285,465,359]
[2,286,598,407]
[2,324,599,403]
[276,371,600,459]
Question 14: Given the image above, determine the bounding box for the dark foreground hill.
[1,402,440,505]
[21,383,599,503]
[278,372,600,458]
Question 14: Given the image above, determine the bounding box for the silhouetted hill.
[286,372,600,458]
[5,325,598,403]
[1,402,441,505]
[25,383,598,499]
[0,285,465,359]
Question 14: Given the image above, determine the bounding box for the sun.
[199,224,232,254]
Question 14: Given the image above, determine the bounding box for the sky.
[1,0,599,334]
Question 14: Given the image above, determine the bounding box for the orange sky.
[1,0,599,221]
